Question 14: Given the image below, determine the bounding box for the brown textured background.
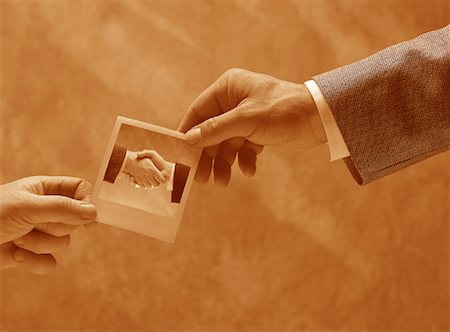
[0,0,448,331]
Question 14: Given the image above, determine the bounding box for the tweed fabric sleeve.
[103,145,127,183]
[313,25,450,185]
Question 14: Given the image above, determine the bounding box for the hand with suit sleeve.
[179,25,449,185]
[178,68,326,186]
[0,176,97,274]
[312,25,449,184]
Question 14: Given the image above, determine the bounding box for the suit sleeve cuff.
[118,150,129,176]
[103,145,128,183]
[304,80,350,161]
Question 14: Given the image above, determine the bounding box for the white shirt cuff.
[304,80,350,161]
[166,162,175,192]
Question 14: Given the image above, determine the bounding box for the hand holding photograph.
[91,116,202,243]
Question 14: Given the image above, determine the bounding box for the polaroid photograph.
[91,116,202,243]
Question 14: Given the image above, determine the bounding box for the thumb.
[27,194,97,225]
[37,176,93,201]
[135,151,149,159]
[184,107,255,147]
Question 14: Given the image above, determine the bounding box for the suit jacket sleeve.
[313,25,450,185]
[171,163,190,203]
[104,145,127,183]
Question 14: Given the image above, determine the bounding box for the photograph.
[91,116,202,243]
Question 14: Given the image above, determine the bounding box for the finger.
[135,150,148,159]
[195,152,213,184]
[178,73,233,133]
[14,230,70,254]
[26,194,97,225]
[147,175,159,187]
[160,162,174,182]
[0,243,20,269]
[36,176,93,201]
[14,248,56,275]
[162,168,172,182]
[134,177,151,188]
[213,160,231,187]
[179,69,254,134]
[84,221,98,229]
[194,146,219,183]
[141,172,159,188]
[238,149,257,177]
[243,141,264,155]
[146,160,167,184]
[213,138,245,186]
[184,105,256,148]
[35,223,79,237]
[127,174,137,185]
[238,141,264,177]
[205,145,220,159]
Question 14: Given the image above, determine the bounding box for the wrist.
[299,83,327,145]
[123,151,137,174]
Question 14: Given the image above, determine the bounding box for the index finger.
[178,79,224,133]
[178,70,246,133]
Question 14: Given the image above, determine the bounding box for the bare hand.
[0,176,97,274]
[178,68,326,186]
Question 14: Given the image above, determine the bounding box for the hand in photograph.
[123,150,167,188]
[0,176,97,274]
[136,149,173,183]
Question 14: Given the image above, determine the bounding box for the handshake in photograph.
[111,147,174,189]
[119,147,175,190]
[103,145,189,204]
[1,25,449,273]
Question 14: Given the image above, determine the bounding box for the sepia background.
[1,0,448,331]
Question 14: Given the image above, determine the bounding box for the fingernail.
[80,203,97,220]
[38,223,48,230]
[185,127,202,144]
[14,248,26,263]
[242,166,256,177]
